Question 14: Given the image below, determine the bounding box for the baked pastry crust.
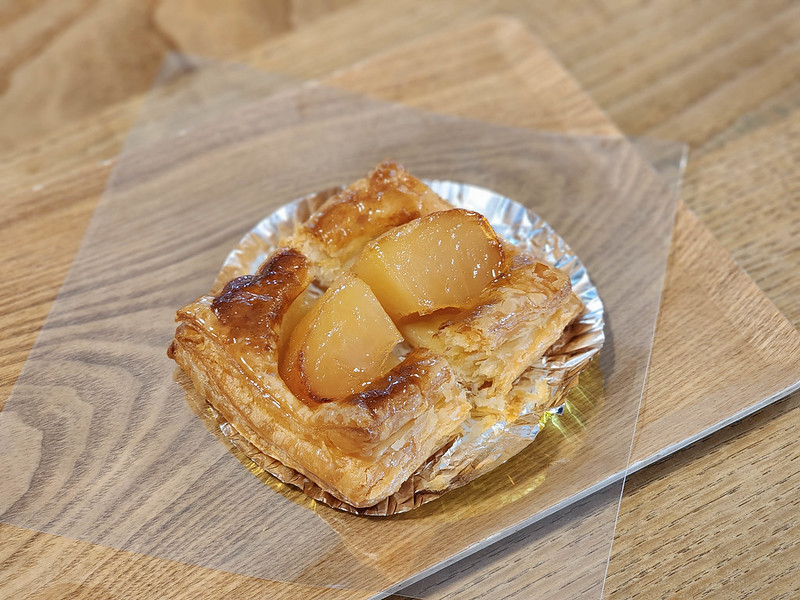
[170,161,583,508]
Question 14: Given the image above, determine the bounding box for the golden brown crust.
[210,248,312,352]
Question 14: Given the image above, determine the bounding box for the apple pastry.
[169,162,587,509]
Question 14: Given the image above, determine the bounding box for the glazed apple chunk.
[279,272,402,403]
[352,209,505,321]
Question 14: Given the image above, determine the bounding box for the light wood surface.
[1,2,799,599]
[0,0,359,154]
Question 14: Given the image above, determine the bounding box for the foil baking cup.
[199,181,604,515]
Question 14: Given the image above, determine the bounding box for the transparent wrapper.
[210,182,604,515]
[0,58,679,597]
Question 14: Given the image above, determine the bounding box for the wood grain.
[608,392,800,599]
[0,0,359,153]
[0,21,654,596]
[3,17,797,465]
[0,2,798,599]
[681,106,800,326]
[0,70,685,594]
[3,0,798,330]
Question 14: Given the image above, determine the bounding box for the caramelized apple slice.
[352,209,504,320]
[279,272,402,403]
[278,284,319,352]
[398,310,460,349]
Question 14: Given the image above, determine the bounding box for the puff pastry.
[169,161,583,508]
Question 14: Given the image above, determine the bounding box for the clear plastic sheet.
[0,58,680,597]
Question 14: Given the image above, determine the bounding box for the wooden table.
[2,2,799,598]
